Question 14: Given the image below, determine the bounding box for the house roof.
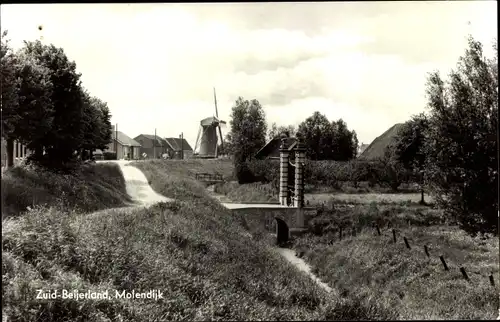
[255,137,297,159]
[358,123,404,160]
[113,131,141,147]
[164,137,193,151]
[135,134,168,147]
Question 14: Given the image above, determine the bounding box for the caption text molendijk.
[36,289,164,300]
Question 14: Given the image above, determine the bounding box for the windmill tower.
[193,88,226,158]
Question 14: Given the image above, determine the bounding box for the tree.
[1,31,20,168]
[296,112,334,160]
[79,89,112,159]
[20,40,85,165]
[390,113,430,202]
[228,97,267,164]
[297,112,358,161]
[331,119,358,161]
[1,31,54,168]
[267,122,296,140]
[424,36,498,236]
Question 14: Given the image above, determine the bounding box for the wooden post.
[392,229,397,243]
[376,225,381,236]
[459,267,469,281]
[489,275,495,286]
[339,226,343,241]
[439,256,449,271]
[403,237,411,249]
[352,226,356,237]
[424,245,430,257]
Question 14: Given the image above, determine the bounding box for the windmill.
[193,88,226,158]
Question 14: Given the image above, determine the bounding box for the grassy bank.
[306,192,434,206]
[131,160,213,202]
[2,160,396,320]
[133,159,235,180]
[294,203,499,319]
[213,181,278,203]
[1,162,130,218]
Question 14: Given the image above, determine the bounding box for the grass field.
[1,162,131,218]
[295,203,499,319]
[306,192,434,206]
[3,159,496,320]
[1,159,400,321]
[205,173,497,319]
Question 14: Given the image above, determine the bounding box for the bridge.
[223,136,317,245]
[224,203,317,245]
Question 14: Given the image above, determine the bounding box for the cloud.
[1,2,497,147]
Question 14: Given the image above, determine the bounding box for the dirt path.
[276,248,334,294]
[103,160,173,206]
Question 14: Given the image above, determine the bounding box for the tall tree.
[296,111,334,160]
[1,31,54,168]
[20,40,84,165]
[228,97,267,163]
[1,31,20,168]
[390,113,430,202]
[425,36,498,235]
[331,118,358,161]
[79,89,112,159]
[392,113,430,172]
[267,122,296,140]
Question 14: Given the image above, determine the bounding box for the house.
[107,126,142,160]
[358,123,404,160]
[164,137,193,159]
[134,134,170,159]
[1,138,31,168]
[255,137,297,160]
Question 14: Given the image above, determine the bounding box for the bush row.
[243,159,417,191]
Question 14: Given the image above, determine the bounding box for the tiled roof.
[113,131,141,146]
[164,137,193,151]
[137,134,168,147]
[255,137,297,159]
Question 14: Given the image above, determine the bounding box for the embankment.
[1,162,131,218]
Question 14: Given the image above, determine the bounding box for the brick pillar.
[279,138,289,206]
[294,138,306,208]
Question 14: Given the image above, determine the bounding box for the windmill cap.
[200,116,225,126]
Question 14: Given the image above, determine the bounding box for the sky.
[1,1,497,149]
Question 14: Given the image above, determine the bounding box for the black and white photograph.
[1,1,498,321]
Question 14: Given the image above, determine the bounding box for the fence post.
[339,226,343,241]
[392,229,397,243]
[489,275,495,286]
[352,226,356,237]
[459,267,469,281]
[376,225,381,236]
[424,245,430,257]
[439,256,449,271]
[403,237,411,249]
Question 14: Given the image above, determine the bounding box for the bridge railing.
[195,173,223,182]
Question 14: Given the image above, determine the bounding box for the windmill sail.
[213,88,224,157]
